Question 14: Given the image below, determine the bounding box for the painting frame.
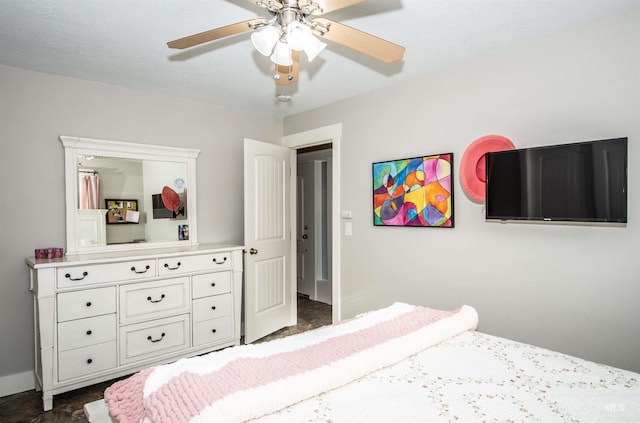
[105,199,139,224]
[373,153,454,228]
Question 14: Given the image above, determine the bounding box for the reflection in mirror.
[77,156,189,246]
[62,136,200,254]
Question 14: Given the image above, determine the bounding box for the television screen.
[485,138,627,223]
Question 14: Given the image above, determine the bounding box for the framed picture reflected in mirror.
[105,199,139,224]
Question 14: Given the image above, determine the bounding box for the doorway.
[296,144,333,321]
[283,123,342,324]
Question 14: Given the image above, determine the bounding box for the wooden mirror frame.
[61,135,200,255]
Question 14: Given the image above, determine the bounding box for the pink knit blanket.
[104,303,478,423]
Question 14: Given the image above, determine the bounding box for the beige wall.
[285,12,640,372]
[0,66,282,392]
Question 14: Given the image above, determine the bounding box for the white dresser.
[26,243,243,411]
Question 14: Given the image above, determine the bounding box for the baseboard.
[0,371,35,397]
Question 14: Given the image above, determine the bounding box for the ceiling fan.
[167,0,405,88]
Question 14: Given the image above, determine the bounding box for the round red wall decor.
[460,134,515,202]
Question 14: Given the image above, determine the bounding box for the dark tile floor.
[0,296,332,423]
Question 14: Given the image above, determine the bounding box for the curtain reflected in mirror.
[78,172,101,209]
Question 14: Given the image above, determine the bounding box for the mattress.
[96,303,639,423]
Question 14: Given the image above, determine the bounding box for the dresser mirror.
[61,135,200,254]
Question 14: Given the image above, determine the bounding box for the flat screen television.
[485,137,627,223]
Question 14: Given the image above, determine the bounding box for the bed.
[86,303,640,422]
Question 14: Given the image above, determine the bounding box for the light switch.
[345,222,352,236]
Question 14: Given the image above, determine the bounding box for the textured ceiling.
[1,0,638,117]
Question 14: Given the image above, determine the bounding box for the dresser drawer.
[58,341,117,381]
[158,252,231,277]
[57,259,156,288]
[57,287,116,322]
[119,314,190,364]
[119,277,189,324]
[58,314,116,351]
[193,293,232,323]
[192,272,231,299]
[193,315,233,347]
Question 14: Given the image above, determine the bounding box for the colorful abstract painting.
[373,153,454,227]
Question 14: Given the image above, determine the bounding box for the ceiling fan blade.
[167,19,265,49]
[275,50,300,85]
[312,17,404,63]
[309,0,368,15]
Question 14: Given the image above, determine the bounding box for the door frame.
[283,123,342,323]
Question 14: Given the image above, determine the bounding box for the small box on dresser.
[26,243,244,411]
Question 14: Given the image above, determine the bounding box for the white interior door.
[244,138,296,343]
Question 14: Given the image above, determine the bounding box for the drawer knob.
[211,329,217,333]
[147,332,166,343]
[87,358,93,364]
[211,306,216,310]
[213,257,227,265]
[86,301,92,307]
[64,271,88,281]
[86,330,92,335]
[131,265,150,274]
[163,262,181,270]
[147,294,165,303]
[210,282,216,287]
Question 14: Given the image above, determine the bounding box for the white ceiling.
[1,0,638,118]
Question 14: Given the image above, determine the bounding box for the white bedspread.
[256,331,640,422]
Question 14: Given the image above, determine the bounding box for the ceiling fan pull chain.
[273,40,281,80]
[273,63,281,80]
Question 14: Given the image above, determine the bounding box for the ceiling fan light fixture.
[304,34,327,62]
[270,41,293,66]
[251,25,281,56]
